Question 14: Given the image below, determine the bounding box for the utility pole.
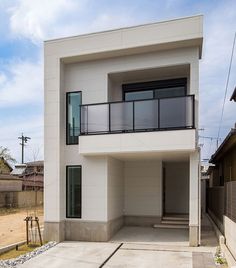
[18,133,31,164]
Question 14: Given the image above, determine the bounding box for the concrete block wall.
[224,216,236,260]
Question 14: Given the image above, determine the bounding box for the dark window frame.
[66,165,82,219]
[122,78,187,101]
[66,91,82,145]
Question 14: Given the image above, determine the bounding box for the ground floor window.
[66,165,81,218]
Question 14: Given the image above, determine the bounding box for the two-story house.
[44,15,203,246]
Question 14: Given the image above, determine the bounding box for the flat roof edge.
[44,14,203,44]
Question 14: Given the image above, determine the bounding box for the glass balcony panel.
[159,96,193,128]
[110,102,133,131]
[134,99,158,130]
[80,106,88,134]
[80,95,194,135]
[81,104,109,133]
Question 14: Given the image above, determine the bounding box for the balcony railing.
[80,95,194,135]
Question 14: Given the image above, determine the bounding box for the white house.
[44,15,203,246]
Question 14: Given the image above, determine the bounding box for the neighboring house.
[44,15,203,246]
[11,161,44,191]
[0,157,22,192]
[0,157,22,207]
[207,125,236,259]
[0,157,12,174]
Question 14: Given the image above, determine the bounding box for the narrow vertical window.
[66,166,81,218]
[66,91,81,144]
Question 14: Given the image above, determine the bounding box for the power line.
[199,135,219,140]
[217,32,236,147]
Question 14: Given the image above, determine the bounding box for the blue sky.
[0,0,235,163]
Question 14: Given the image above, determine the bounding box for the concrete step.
[161,220,188,225]
[153,224,189,229]
[162,216,189,221]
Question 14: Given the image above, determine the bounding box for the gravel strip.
[0,241,57,268]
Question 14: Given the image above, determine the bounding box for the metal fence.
[207,181,236,231]
[207,186,225,223]
[225,181,236,223]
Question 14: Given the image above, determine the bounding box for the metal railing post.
[133,101,135,131]
[109,103,111,133]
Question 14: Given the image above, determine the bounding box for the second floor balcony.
[80,95,195,136]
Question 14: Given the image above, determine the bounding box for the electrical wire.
[217,32,236,146]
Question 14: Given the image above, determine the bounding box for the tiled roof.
[0,174,22,180]
[26,160,44,166]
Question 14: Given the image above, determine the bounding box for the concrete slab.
[110,226,189,246]
[104,248,193,268]
[121,242,216,253]
[19,214,218,268]
[19,242,120,268]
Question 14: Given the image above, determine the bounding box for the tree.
[0,146,16,163]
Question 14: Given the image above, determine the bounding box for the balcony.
[80,95,194,135]
[79,95,196,156]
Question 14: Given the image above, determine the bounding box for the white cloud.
[0,59,43,107]
[7,0,144,43]
[8,0,87,43]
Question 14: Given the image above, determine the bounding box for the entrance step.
[161,220,188,225]
[162,215,189,221]
[153,223,189,229]
[153,214,189,229]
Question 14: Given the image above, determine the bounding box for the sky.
[0,0,235,163]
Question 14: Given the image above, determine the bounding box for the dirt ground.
[0,206,44,248]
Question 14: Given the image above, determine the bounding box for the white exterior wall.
[45,45,199,222]
[58,47,199,224]
[81,156,108,221]
[224,216,236,260]
[79,130,196,156]
[189,151,200,225]
[165,162,189,214]
[44,16,202,233]
[107,157,124,221]
[124,161,162,216]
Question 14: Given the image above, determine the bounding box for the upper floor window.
[66,91,82,144]
[123,78,187,101]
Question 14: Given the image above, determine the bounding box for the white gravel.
[0,241,57,268]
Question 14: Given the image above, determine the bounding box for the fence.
[225,181,236,223]
[207,181,236,232]
[0,191,43,208]
[207,186,225,232]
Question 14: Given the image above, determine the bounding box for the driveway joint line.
[99,243,123,267]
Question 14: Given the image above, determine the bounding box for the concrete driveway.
[19,215,217,268]
[19,241,216,268]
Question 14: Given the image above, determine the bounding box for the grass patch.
[0,243,44,260]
